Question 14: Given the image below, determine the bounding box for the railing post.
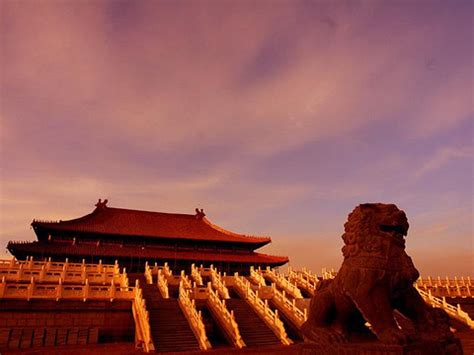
[109,279,116,302]
[0,276,5,298]
[83,279,89,301]
[27,277,34,301]
[18,264,23,280]
[56,278,62,301]
[38,265,45,282]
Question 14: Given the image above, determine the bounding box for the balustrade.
[191,263,204,286]
[180,270,192,289]
[144,261,153,284]
[299,267,320,284]
[415,284,474,329]
[157,269,170,298]
[210,265,230,299]
[233,273,292,345]
[260,266,303,299]
[0,265,128,286]
[132,279,155,352]
[321,267,337,280]
[416,276,473,298]
[288,267,316,297]
[0,257,119,275]
[207,283,245,348]
[249,266,266,286]
[0,276,134,301]
[178,281,212,350]
[271,283,307,328]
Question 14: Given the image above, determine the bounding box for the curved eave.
[31,220,272,247]
[7,241,289,266]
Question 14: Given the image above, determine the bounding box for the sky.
[0,0,472,277]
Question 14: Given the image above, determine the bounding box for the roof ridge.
[202,217,270,241]
[105,206,195,218]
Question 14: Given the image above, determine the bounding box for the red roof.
[7,241,289,266]
[31,203,271,246]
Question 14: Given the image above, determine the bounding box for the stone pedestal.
[297,338,463,355]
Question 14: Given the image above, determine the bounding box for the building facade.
[7,199,288,274]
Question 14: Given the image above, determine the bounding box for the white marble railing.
[416,276,473,298]
[299,267,320,284]
[157,269,170,298]
[178,281,212,350]
[210,265,230,299]
[191,263,204,286]
[0,265,129,287]
[249,266,266,286]
[0,257,119,274]
[144,262,153,284]
[233,273,292,345]
[288,268,316,297]
[180,270,192,289]
[415,284,474,329]
[271,283,307,328]
[321,268,337,280]
[207,284,245,348]
[132,279,155,352]
[0,276,134,302]
[418,276,473,287]
[162,262,172,277]
[260,266,303,299]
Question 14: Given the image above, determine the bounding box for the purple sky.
[1,0,472,276]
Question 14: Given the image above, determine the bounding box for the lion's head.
[341,203,409,258]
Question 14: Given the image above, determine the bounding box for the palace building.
[7,199,288,274]
[1,201,473,353]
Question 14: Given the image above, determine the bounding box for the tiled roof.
[7,241,289,266]
[31,205,271,246]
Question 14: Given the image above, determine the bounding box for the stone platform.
[297,338,463,355]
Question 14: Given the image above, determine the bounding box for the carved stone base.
[297,338,463,355]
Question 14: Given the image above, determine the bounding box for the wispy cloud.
[414,146,472,178]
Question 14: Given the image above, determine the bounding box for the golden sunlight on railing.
[207,283,245,348]
[132,279,155,352]
[288,267,317,297]
[0,276,134,302]
[249,265,266,286]
[233,272,292,345]
[190,263,204,286]
[415,284,474,329]
[416,276,473,298]
[178,281,211,350]
[270,283,307,328]
[210,264,230,299]
[260,266,303,299]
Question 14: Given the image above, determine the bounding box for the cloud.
[0,1,472,275]
[414,146,472,178]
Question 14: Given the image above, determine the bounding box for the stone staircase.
[0,327,98,349]
[133,274,200,353]
[225,298,280,347]
[268,299,303,342]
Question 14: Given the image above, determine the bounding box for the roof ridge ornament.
[195,208,206,219]
[95,198,108,209]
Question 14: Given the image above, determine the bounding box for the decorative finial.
[195,208,206,219]
[95,199,108,209]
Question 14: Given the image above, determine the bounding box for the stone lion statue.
[301,203,457,347]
